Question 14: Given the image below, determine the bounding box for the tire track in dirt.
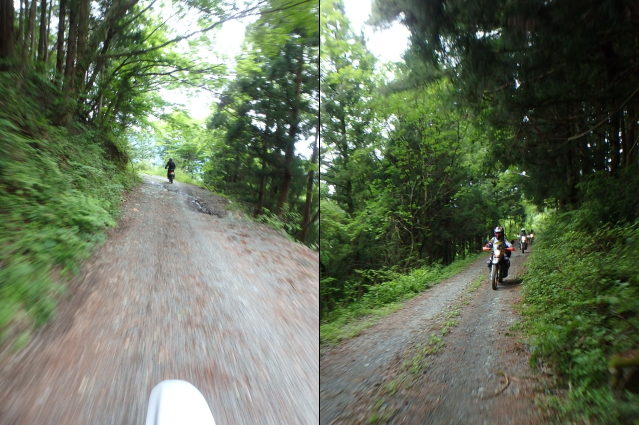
[0,175,319,425]
[320,250,545,424]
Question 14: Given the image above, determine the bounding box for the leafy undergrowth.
[0,72,136,352]
[320,252,485,346]
[521,217,639,424]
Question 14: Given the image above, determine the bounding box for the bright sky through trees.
[161,14,257,122]
[342,0,409,62]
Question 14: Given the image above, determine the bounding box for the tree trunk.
[55,0,66,74]
[610,112,621,174]
[275,137,295,216]
[44,0,52,62]
[20,0,36,67]
[57,0,77,125]
[626,105,636,167]
[256,136,268,216]
[18,0,24,48]
[275,47,304,216]
[74,0,89,84]
[85,27,114,93]
[28,0,37,57]
[37,0,47,61]
[0,0,15,60]
[299,123,319,244]
[64,0,78,84]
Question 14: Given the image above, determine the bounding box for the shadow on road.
[498,277,523,291]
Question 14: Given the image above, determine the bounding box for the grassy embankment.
[520,171,639,424]
[0,72,136,354]
[320,252,486,346]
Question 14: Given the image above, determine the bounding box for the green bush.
[255,206,302,239]
[0,72,135,345]
[521,217,639,424]
[320,253,484,345]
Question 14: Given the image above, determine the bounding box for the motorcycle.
[146,380,216,425]
[519,234,528,253]
[528,232,535,245]
[483,241,515,290]
[168,169,175,184]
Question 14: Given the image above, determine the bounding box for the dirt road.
[0,175,319,425]
[320,249,545,424]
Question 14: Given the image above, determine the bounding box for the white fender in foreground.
[146,380,216,425]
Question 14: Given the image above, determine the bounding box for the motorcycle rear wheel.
[491,264,498,290]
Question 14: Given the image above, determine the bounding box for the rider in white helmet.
[485,226,513,277]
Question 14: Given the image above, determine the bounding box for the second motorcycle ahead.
[519,233,528,253]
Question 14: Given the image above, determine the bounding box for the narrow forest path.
[0,175,319,425]
[320,249,546,424]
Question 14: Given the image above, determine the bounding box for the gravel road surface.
[0,175,319,425]
[321,249,545,424]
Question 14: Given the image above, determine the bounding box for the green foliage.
[318,0,524,323]
[521,213,639,423]
[0,73,134,344]
[152,111,211,176]
[572,168,639,232]
[255,206,302,239]
[201,0,319,245]
[372,0,639,209]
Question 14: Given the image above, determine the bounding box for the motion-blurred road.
[0,175,319,425]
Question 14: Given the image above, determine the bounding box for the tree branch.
[99,0,314,59]
[566,83,639,142]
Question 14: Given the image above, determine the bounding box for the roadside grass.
[320,253,486,347]
[0,72,135,353]
[520,217,639,424]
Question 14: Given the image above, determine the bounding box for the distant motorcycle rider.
[165,157,176,182]
[485,226,512,277]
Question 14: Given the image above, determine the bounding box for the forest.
[1,0,639,421]
[0,0,318,357]
[320,0,639,422]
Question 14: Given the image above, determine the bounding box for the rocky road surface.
[0,174,319,425]
[321,248,547,424]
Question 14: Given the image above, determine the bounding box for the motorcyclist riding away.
[486,226,512,277]
[165,157,176,182]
